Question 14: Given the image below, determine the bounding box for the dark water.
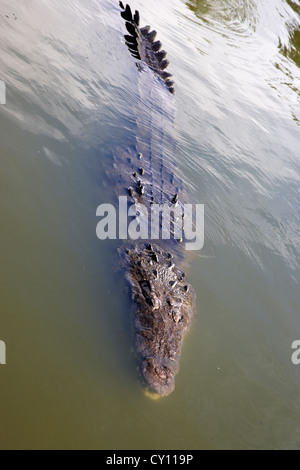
[0,0,300,449]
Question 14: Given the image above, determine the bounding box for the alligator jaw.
[123,244,195,397]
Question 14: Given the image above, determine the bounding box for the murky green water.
[1,0,300,450]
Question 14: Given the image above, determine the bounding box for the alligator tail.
[119,2,175,94]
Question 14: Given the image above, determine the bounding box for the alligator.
[104,3,196,397]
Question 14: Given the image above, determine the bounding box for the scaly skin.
[112,3,196,396]
[124,243,194,396]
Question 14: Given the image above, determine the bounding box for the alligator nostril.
[172,309,182,323]
[155,367,167,380]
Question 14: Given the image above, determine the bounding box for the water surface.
[0,0,300,449]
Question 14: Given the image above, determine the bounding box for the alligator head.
[124,244,195,396]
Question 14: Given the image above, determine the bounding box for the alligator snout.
[142,358,175,396]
